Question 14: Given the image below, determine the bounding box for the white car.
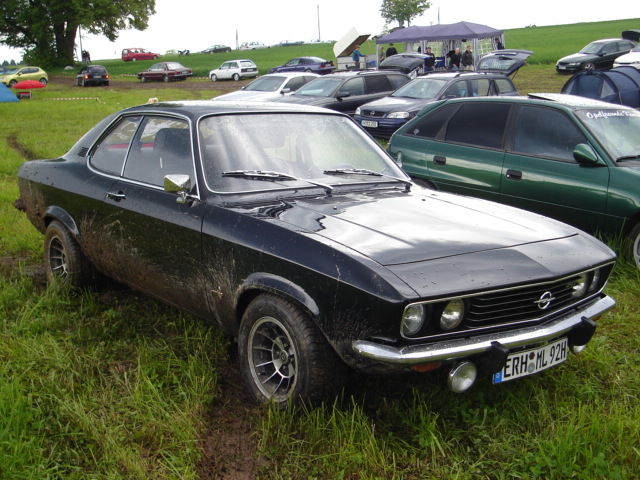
[212,72,319,101]
[209,59,259,81]
[239,42,269,50]
[614,43,640,69]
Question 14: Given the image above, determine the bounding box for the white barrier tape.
[47,97,105,103]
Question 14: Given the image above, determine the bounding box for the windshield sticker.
[585,110,640,120]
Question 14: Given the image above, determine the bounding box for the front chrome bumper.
[352,295,616,366]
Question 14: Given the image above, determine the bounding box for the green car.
[388,93,640,267]
[0,66,48,87]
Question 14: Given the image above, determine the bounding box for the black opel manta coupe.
[16,101,616,406]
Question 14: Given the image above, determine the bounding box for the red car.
[121,48,159,62]
[137,62,192,83]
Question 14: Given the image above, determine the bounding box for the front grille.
[466,274,588,327]
[363,110,386,118]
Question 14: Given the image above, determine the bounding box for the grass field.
[1,18,640,480]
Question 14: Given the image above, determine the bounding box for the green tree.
[0,0,155,67]
[380,0,431,28]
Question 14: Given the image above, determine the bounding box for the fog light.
[571,344,587,354]
[447,361,477,393]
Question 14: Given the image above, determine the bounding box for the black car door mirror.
[573,143,601,166]
[336,91,351,100]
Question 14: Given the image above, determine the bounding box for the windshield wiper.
[323,168,412,190]
[616,155,640,163]
[222,170,333,195]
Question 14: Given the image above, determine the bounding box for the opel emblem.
[535,291,555,310]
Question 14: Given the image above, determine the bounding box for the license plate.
[493,337,568,384]
[557,65,566,70]
[94,75,102,78]
[362,120,378,128]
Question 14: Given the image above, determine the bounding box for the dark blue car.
[270,56,335,75]
[355,49,531,138]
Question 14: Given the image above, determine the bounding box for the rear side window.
[365,75,392,94]
[495,78,516,94]
[90,116,142,175]
[470,78,494,96]
[445,103,511,149]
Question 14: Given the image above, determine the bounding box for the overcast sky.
[1,0,638,63]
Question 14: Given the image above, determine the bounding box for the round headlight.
[588,269,601,292]
[402,304,426,336]
[570,273,589,298]
[440,299,465,330]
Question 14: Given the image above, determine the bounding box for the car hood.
[358,96,429,114]
[272,189,613,295]
[277,95,332,106]
[614,52,640,64]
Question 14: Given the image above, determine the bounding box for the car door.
[220,62,236,79]
[420,101,511,202]
[90,114,210,318]
[500,104,610,233]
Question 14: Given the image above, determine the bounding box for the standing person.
[449,47,461,70]
[385,43,398,57]
[495,37,504,50]
[424,46,435,72]
[461,45,474,71]
[379,45,385,64]
[352,45,366,69]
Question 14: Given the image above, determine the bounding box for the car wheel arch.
[44,205,80,237]
[237,272,321,320]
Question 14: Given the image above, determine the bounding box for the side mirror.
[336,91,351,101]
[164,174,192,203]
[281,88,291,94]
[573,143,602,166]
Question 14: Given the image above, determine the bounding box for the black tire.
[210,74,218,82]
[39,78,47,85]
[9,79,16,87]
[163,75,169,83]
[232,73,240,81]
[132,57,137,62]
[81,79,86,87]
[44,220,97,288]
[140,75,147,83]
[626,223,640,269]
[583,62,596,71]
[238,294,342,406]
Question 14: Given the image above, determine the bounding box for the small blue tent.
[0,82,19,102]
[561,66,640,109]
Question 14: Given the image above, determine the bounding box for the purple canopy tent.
[376,21,504,69]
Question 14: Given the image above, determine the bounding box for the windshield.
[2,68,19,75]
[244,76,285,92]
[293,77,342,97]
[198,113,407,193]
[576,108,640,161]
[391,78,448,99]
[580,42,606,55]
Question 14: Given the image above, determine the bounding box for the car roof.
[439,93,635,110]
[327,70,407,78]
[121,100,339,118]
